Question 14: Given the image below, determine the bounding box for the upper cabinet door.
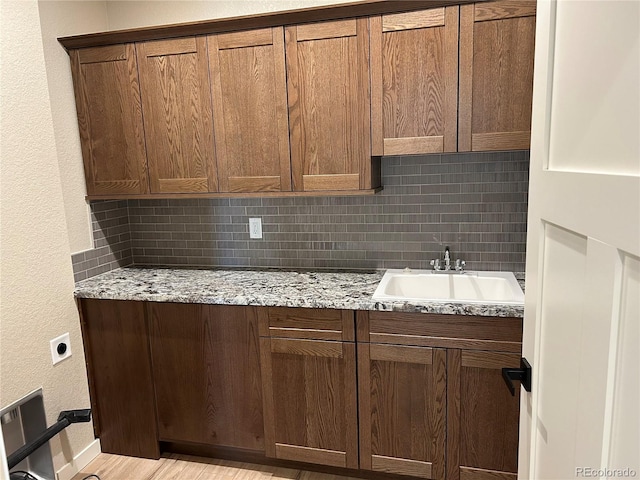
[136,37,217,193]
[286,19,373,192]
[71,44,149,196]
[208,28,291,193]
[458,0,536,152]
[371,7,459,156]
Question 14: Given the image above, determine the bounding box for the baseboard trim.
[56,439,101,480]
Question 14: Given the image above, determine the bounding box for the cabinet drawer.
[359,311,522,352]
[258,307,354,341]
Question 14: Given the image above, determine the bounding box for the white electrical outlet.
[50,333,72,365]
[249,218,263,239]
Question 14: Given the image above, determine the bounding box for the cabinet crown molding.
[57,0,483,51]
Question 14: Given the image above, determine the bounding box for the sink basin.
[372,269,524,305]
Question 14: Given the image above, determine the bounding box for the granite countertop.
[74,267,525,318]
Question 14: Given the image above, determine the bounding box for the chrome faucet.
[430,246,466,273]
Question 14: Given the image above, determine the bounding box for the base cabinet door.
[447,350,521,480]
[260,337,358,469]
[149,303,264,451]
[358,343,446,480]
[79,299,159,458]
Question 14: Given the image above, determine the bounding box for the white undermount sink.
[372,269,524,305]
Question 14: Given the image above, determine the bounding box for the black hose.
[6,409,91,470]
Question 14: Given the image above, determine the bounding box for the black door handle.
[502,357,532,396]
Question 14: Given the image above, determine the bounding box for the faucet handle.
[430,259,441,271]
[455,259,466,272]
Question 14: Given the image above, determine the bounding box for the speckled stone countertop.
[74,267,525,318]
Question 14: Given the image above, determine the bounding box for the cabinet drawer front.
[364,312,522,352]
[261,307,354,341]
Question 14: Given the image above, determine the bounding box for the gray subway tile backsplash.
[72,151,529,281]
[71,200,133,282]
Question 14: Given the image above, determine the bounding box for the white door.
[520,1,639,478]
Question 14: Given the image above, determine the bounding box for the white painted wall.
[106,0,350,30]
[0,0,96,475]
[38,1,109,254]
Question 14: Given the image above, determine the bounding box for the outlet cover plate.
[50,332,72,365]
[249,218,262,239]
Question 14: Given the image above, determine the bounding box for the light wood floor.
[71,453,359,480]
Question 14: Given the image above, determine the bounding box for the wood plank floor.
[71,453,360,480]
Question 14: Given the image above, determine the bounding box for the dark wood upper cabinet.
[286,19,379,193]
[148,303,264,451]
[208,28,292,193]
[66,1,536,199]
[458,0,536,152]
[136,37,217,193]
[358,343,446,480]
[70,44,149,196]
[371,7,459,156]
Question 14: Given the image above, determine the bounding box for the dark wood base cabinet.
[359,312,523,480]
[258,307,359,469]
[148,303,264,450]
[447,350,520,480]
[78,300,522,479]
[358,343,446,480]
[78,299,159,458]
